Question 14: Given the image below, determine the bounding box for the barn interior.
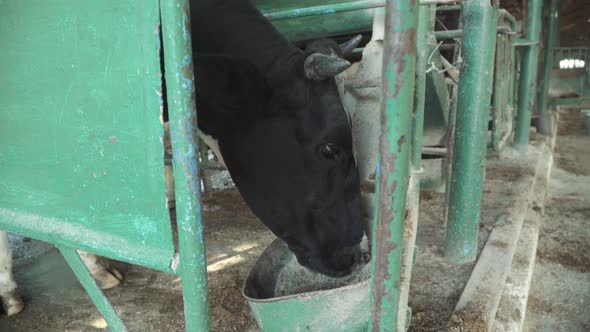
[1,0,589,331]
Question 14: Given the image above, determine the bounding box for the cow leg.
[77,251,124,290]
[0,231,24,316]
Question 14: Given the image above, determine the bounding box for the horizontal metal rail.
[434,25,512,40]
[265,0,463,21]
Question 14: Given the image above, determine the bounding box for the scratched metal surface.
[0,0,174,272]
[256,0,374,41]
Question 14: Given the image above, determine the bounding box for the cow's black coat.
[189,0,364,277]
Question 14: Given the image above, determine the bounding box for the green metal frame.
[0,0,209,331]
[445,0,499,263]
[160,1,211,330]
[0,0,558,330]
[490,11,517,152]
[537,0,561,135]
[514,0,544,146]
[369,0,418,330]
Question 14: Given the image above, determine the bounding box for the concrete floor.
[0,110,588,332]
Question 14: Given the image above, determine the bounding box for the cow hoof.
[1,292,25,317]
[92,267,124,290]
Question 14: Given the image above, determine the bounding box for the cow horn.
[304,53,352,81]
[339,34,363,57]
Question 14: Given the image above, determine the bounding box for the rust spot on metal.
[397,135,406,153]
[384,27,417,98]
[372,133,400,326]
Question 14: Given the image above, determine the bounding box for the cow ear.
[193,54,271,127]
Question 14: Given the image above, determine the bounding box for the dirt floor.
[0,109,588,332]
[522,110,590,332]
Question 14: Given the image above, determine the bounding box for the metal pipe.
[514,39,539,47]
[160,1,211,331]
[434,25,512,40]
[514,0,544,146]
[60,247,127,331]
[368,0,418,330]
[264,0,459,21]
[499,9,517,27]
[445,1,498,263]
[421,0,461,4]
[537,0,561,135]
[398,5,433,330]
[491,31,507,152]
[437,4,461,12]
[264,0,384,21]
[411,5,430,167]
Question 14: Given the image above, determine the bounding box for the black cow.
[190,0,365,277]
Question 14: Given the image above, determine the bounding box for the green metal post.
[368,0,418,331]
[514,0,544,146]
[491,13,510,152]
[160,1,211,331]
[537,0,560,135]
[411,5,430,168]
[59,247,126,332]
[396,4,432,330]
[445,1,498,263]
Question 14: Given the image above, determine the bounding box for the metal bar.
[445,1,498,263]
[264,0,385,21]
[421,0,461,4]
[368,0,418,330]
[514,39,539,47]
[550,96,590,107]
[398,5,433,330]
[434,25,511,40]
[159,1,211,332]
[537,0,561,135]
[491,31,507,151]
[59,247,127,332]
[499,9,517,27]
[437,4,461,12]
[264,0,461,21]
[443,10,463,223]
[411,5,431,167]
[514,0,543,146]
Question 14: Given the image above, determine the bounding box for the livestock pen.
[1,0,588,331]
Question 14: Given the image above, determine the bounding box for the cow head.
[194,36,366,277]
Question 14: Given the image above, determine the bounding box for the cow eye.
[320,143,340,160]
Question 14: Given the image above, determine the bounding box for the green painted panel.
[256,0,375,41]
[0,0,174,270]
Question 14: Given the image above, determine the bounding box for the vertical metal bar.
[369,0,418,330]
[59,247,127,332]
[397,4,433,331]
[514,0,543,146]
[411,5,430,168]
[444,13,463,218]
[160,1,211,332]
[445,1,498,263]
[537,0,560,135]
[491,13,506,152]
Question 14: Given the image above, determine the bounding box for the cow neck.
[190,0,302,81]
